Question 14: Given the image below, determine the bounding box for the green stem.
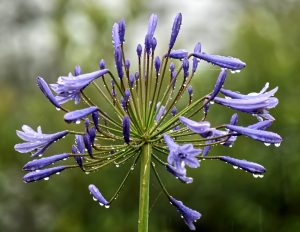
[138,143,152,232]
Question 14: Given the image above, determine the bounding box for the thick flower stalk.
[14,13,282,231]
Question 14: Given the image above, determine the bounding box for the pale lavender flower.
[169,196,201,230]
[15,125,68,157]
[166,164,193,184]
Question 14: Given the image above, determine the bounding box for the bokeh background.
[1,0,299,231]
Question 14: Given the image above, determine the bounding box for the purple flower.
[64,106,98,123]
[112,23,121,48]
[192,42,201,73]
[155,103,166,122]
[169,196,201,230]
[129,74,135,88]
[210,69,227,100]
[118,19,126,44]
[187,86,193,96]
[36,77,61,108]
[151,37,157,52]
[164,134,201,174]
[74,65,81,76]
[125,59,130,70]
[193,52,246,71]
[169,62,175,72]
[166,164,193,184]
[99,59,106,69]
[169,49,188,59]
[88,184,109,206]
[220,156,266,174]
[136,44,142,57]
[182,58,189,78]
[122,116,130,144]
[144,34,152,55]
[114,46,124,79]
[179,116,211,136]
[84,133,93,157]
[169,13,182,49]
[154,56,161,73]
[23,166,65,183]
[147,14,158,39]
[214,96,278,118]
[15,125,68,157]
[220,83,278,100]
[92,110,100,130]
[75,135,85,154]
[50,69,109,104]
[23,153,69,171]
[226,124,282,144]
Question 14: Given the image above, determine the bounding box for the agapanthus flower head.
[15,13,281,231]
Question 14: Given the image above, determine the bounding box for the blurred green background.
[1,0,299,231]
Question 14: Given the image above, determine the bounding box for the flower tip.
[169,13,183,49]
[88,184,109,206]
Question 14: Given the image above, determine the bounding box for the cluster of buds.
[14,13,281,230]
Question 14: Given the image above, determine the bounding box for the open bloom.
[15,125,68,157]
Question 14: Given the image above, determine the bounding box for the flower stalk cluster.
[14,13,282,231]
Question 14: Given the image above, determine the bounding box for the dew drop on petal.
[93,197,97,201]
[99,203,104,206]
[85,172,90,175]
[105,205,110,209]
[275,143,281,147]
[258,174,264,178]
[56,107,61,111]
[44,177,50,181]
[264,143,271,146]
[56,172,60,175]
[75,120,81,125]
[233,166,238,169]
[253,174,259,178]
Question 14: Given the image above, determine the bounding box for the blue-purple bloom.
[193,52,246,71]
[50,69,109,104]
[122,115,130,144]
[88,184,109,206]
[64,106,98,123]
[154,56,161,73]
[179,116,211,136]
[15,125,68,157]
[118,19,126,44]
[169,49,188,59]
[220,156,266,174]
[36,76,61,108]
[169,13,182,49]
[23,166,66,183]
[182,58,189,78]
[23,153,69,171]
[169,196,201,230]
[210,68,227,100]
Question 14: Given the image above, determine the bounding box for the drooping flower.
[15,125,68,157]
[88,184,109,206]
[169,196,201,230]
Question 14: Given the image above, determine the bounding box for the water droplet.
[93,197,97,201]
[63,158,67,161]
[130,166,135,170]
[115,164,120,168]
[264,143,270,146]
[105,205,110,209]
[258,174,264,178]
[75,120,81,125]
[56,107,61,111]
[85,172,90,175]
[275,143,281,147]
[56,172,60,175]
[99,202,104,206]
[233,166,238,169]
[253,174,259,178]
[210,101,215,105]
[44,177,49,181]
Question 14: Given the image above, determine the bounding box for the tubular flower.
[14,13,281,231]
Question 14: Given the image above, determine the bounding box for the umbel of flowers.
[14,13,282,231]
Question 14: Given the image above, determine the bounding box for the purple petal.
[169,13,182,49]
[179,116,211,135]
[220,156,266,174]
[182,58,189,78]
[74,65,81,76]
[64,106,98,123]
[136,44,142,57]
[83,133,93,157]
[193,52,246,71]
[23,166,65,183]
[226,124,282,144]
[210,69,227,100]
[114,46,124,79]
[147,14,158,39]
[36,76,61,108]
[166,164,193,184]
[23,153,69,171]
[112,23,121,48]
[169,196,201,230]
[192,42,201,73]
[88,184,109,206]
